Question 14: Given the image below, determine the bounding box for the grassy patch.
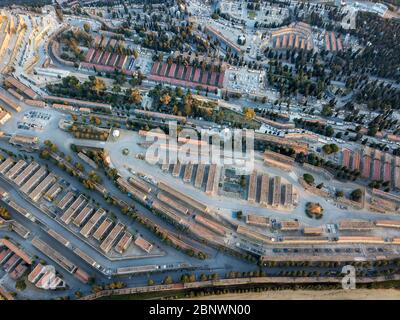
[248,10,257,20]
[219,108,260,130]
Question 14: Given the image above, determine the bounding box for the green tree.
[368,125,378,137]
[322,143,339,154]
[350,189,363,202]
[163,276,173,285]
[147,279,155,286]
[321,104,333,117]
[325,126,334,137]
[336,190,344,197]
[303,173,314,185]
[15,279,26,291]
[83,23,90,33]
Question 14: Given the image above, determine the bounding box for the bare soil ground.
[187,289,400,300]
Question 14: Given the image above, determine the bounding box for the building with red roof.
[362,155,371,179]
[342,149,350,168]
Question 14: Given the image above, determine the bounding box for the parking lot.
[24,110,51,121]
[17,110,52,132]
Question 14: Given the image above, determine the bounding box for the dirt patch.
[186,289,400,300]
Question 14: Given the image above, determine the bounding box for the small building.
[0,108,11,125]
[280,220,300,231]
[246,214,269,227]
[303,227,323,235]
[9,134,39,148]
[134,235,153,253]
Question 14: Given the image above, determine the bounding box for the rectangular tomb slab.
[92,218,113,241]
[247,171,257,203]
[194,164,206,189]
[80,208,106,238]
[183,163,194,183]
[100,222,125,253]
[73,205,94,227]
[14,162,39,186]
[60,195,86,225]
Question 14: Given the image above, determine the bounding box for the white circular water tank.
[113,129,120,138]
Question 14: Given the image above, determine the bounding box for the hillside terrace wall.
[263,157,292,172]
[80,274,400,300]
[264,150,295,165]
[336,195,364,210]
[254,132,309,154]
[299,178,330,198]
[301,163,334,180]
[51,40,74,67]
[372,188,400,204]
